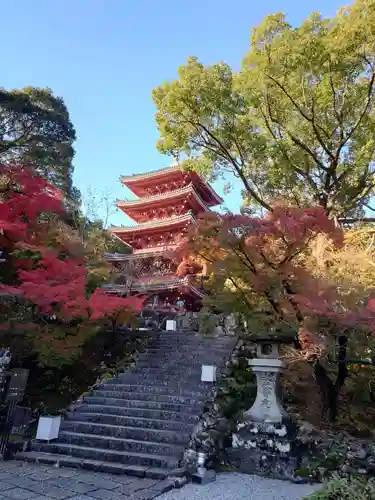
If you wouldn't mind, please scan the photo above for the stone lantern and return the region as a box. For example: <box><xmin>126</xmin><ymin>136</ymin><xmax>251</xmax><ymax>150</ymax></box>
<box><xmin>229</xmin><ymin>333</ymin><xmax>299</xmax><ymax>479</ymax></box>
<box><xmin>244</xmin><ymin>335</ymin><xmax>291</xmax><ymax>424</ymax></box>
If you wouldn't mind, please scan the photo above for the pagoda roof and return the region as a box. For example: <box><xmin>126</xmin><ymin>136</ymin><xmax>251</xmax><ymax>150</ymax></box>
<box><xmin>120</xmin><ymin>165</ymin><xmax>223</xmax><ymax>206</ymax></box>
<box><xmin>120</xmin><ymin>164</ymin><xmax>181</xmax><ymax>182</ymax></box>
<box><xmin>116</xmin><ymin>184</ymin><xmax>209</xmax><ymax>222</ymax></box>
<box><xmin>110</xmin><ymin>213</ymin><xmax>195</xmax><ymax>235</ymax></box>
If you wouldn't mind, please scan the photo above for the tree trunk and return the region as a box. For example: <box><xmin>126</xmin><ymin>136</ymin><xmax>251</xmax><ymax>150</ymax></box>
<box><xmin>111</xmin><ymin>319</ymin><xmax>117</xmax><ymax>336</ymax></box>
<box><xmin>312</xmin><ymin>335</ymin><xmax>348</xmax><ymax>422</ymax></box>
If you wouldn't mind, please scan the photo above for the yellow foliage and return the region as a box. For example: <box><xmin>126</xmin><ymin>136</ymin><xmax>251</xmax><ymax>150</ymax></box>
<box><xmin>306</xmin><ymin>226</ymin><xmax>375</xmax><ymax>310</ymax></box>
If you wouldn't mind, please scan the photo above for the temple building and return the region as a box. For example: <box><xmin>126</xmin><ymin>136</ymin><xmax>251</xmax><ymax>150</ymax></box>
<box><xmin>104</xmin><ymin>163</ymin><xmax>223</xmax><ymax>312</ymax></box>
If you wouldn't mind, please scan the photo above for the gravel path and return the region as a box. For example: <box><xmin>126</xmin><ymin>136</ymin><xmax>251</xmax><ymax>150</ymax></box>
<box><xmin>158</xmin><ymin>472</ymin><xmax>320</xmax><ymax>500</ymax></box>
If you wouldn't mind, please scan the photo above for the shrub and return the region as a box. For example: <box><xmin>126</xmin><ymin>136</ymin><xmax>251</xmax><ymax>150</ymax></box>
<box><xmin>305</xmin><ymin>476</ymin><xmax>375</xmax><ymax>500</ymax></box>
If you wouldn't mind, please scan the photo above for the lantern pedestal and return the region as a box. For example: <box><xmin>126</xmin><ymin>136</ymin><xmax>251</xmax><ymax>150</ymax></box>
<box><xmin>244</xmin><ymin>358</ymin><xmax>287</xmax><ymax>423</ymax></box>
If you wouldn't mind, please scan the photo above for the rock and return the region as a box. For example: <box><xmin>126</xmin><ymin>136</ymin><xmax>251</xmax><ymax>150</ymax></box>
<box><xmin>191</xmin><ymin>469</ymin><xmax>216</xmax><ymax>485</ymax></box>
<box><xmin>299</xmin><ymin>421</ymin><xmax>317</xmax><ymax>435</ymax></box>
<box><xmin>168</xmin><ymin>468</ymin><xmax>186</xmax><ymax>478</ymax></box>
<box><xmin>366</xmin><ymin>457</ymin><xmax>375</xmax><ymax>472</ymax></box>
<box><xmin>216</xmin><ymin>417</ymin><xmax>230</xmax><ymax>432</ymax></box>
<box><xmin>204</xmin><ymin>414</ymin><xmax>217</xmax><ymax>428</ymax></box>
<box><xmin>297</xmin><ymin>422</ymin><xmax>318</xmax><ymax>444</ymax></box>
<box><xmin>181</xmin><ymin>449</ymin><xmax>197</xmax><ymax>470</ymax></box>
<box><xmin>191</xmin><ymin>421</ymin><xmax>206</xmax><ymax>438</ymax></box>
<box><xmin>348</xmin><ymin>447</ymin><xmax>367</xmax><ymax>461</ymax></box>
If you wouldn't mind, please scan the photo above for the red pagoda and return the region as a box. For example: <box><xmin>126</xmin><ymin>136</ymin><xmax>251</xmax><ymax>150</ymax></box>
<box><xmin>104</xmin><ymin>163</ymin><xmax>223</xmax><ymax>311</ymax></box>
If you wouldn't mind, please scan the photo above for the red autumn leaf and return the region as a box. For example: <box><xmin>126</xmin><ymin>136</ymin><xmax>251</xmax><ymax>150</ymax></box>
<box><xmin>89</xmin><ymin>289</ymin><xmax>144</xmax><ymax>320</ymax></box>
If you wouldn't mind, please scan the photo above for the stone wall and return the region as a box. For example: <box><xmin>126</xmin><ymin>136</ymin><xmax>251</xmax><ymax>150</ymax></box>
<box><xmin>182</xmin><ymin>339</ymin><xmax>257</xmax><ymax>469</ymax></box>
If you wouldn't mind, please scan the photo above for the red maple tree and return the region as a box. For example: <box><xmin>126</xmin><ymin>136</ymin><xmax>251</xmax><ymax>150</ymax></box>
<box><xmin>175</xmin><ymin>202</ymin><xmax>375</xmax><ymax>420</ymax></box>
<box><xmin>0</xmin><ymin>166</ymin><xmax>143</xmax><ymax>360</ymax></box>
<box><xmin>0</xmin><ymin>164</ymin><xmax>63</xmax><ymax>249</ymax></box>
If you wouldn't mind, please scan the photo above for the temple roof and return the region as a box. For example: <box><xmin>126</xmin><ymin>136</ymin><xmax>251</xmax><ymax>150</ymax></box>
<box><xmin>120</xmin><ymin>165</ymin><xmax>223</xmax><ymax>206</ymax></box>
<box><xmin>116</xmin><ymin>184</ymin><xmax>210</xmax><ymax>222</ymax></box>
<box><xmin>120</xmin><ymin>164</ymin><xmax>180</xmax><ymax>182</ymax></box>
<box><xmin>110</xmin><ymin>213</ymin><xmax>195</xmax><ymax>235</ymax></box>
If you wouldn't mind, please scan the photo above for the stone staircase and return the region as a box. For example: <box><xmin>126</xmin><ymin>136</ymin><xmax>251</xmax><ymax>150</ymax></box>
<box><xmin>18</xmin><ymin>330</ymin><xmax>236</xmax><ymax>478</ymax></box>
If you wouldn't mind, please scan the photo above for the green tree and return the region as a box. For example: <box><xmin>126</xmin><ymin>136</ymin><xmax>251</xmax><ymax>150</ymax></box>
<box><xmin>153</xmin><ymin>0</ymin><xmax>375</xmax><ymax>218</ymax></box>
<box><xmin>0</xmin><ymin>86</ymin><xmax>79</xmax><ymax>204</ymax></box>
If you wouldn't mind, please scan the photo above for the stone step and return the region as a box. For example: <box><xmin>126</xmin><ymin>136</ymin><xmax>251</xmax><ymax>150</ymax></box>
<box><xmin>136</xmin><ymin>359</ymin><xmax>226</xmax><ymax>367</ymax></box>
<box><xmin>134</xmin><ymin>362</ymin><xmax>221</xmax><ymax>370</ymax></box>
<box><xmin>61</xmin><ymin>420</ymin><xmax>191</xmax><ymax>444</ymax></box>
<box><xmin>117</xmin><ymin>373</ymin><xmax>204</xmax><ymax>384</ymax></box>
<box><xmin>23</xmin><ymin>328</ymin><xmax>236</xmax><ymax>473</ymax></box>
<box><xmin>16</xmin><ymin>451</ymin><xmax>170</xmax><ymax>479</ymax></box>
<box><xmin>91</xmin><ymin>390</ymin><xmax>204</xmax><ymax>405</ymax></box>
<box><xmin>155</xmin><ymin>335</ymin><xmax>234</xmax><ymax>341</ymax></box>
<box><xmin>99</xmin><ymin>383</ymin><xmax>208</xmax><ymax>397</ymax></box>
<box><xmin>83</xmin><ymin>396</ymin><xmax>201</xmax><ymax>413</ymax></box>
<box><xmin>56</xmin><ymin>431</ymin><xmax>184</xmax><ymax>456</ymax></box>
<box><xmin>155</xmin><ymin>334</ymin><xmax>231</xmax><ymax>340</ymax></box>
<box><xmin>116</xmin><ymin>372</ymin><xmax>202</xmax><ymax>383</ymax></box>
<box><xmin>153</xmin><ymin>339</ymin><xmax>233</xmax><ymax>344</ymax></box>
<box><xmin>144</xmin><ymin>347</ymin><xmax>233</xmax><ymax>355</ymax></box>
<box><xmin>33</xmin><ymin>443</ymin><xmax>179</xmax><ymax>469</ymax></box>
<box><xmin>157</xmin><ymin>339</ymin><xmax>235</xmax><ymax>345</ymax></box>
<box><xmin>152</xmin><ymin>337</ymin><xmax>234</xmax><ymax>343</ymax></box>
<box><xmin>154</xmin><ymin>343</ymin><xmax>233</xmax><ymax>349</ymax></box>
<box><xmin>127</xmin><ymin>366</ymin><xmax>202</xmax><ymax>375</ymax></box>
<box><xmin>66</xmin><ymin>411</ymin><xmax>196</xmax><ymax>432</ymax></box>
<box><xmin>74</xmin><ymin>404</ymin><xmax>199</xmax><ymax>422</ymax></box>
<box><xmin>139</xmin><ymin>346</ymin><xmax>231</xmax><ymax>361</ymax></box>
<box><xmin>129</xmin><ymin>363</ymin><xmax>217</xmax><ymax>372</ymax></box>
<box><xmin>135</xmin><ymin>360</ymin><xmax>226</xmax><ymax>369</ymax></box>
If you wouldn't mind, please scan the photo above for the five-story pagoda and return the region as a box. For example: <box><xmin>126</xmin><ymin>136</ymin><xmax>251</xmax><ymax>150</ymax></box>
<box><xmin>104</xmin><ymin>163</ymin><xmax>223</xmax><ymax>311</ymax></box>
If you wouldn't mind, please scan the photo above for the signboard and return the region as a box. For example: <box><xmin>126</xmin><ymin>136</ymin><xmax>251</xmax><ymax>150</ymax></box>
<box><xmin>11</xmin><ymin>406</ymin><xmax>32</xmax><ymax>436</ymax></box>
<box><xmin>6</xmin><ymin>369</ymin><xmax>29</xmax><ymax>402</ymax></box>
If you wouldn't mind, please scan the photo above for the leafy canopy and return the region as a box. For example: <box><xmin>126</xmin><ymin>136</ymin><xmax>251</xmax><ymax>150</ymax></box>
<box><xmin>0</xmin><ymin>87</ymin><xmax>79</xmax><ymax>204</ymax></box>
<box><xmin>153</xmin><ymin>0</ymin><xmax>375</xmax><ymax>217</ymax></box>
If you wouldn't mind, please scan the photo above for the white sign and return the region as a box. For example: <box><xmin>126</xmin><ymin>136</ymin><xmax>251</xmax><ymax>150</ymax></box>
<box><xmin>36</xmin><ymin>415</ymin><xmax>61</xmax><ymax>441</ymax></box>
<box><xmin>166</xmin><ymin>320</ymin><xmax>177</xmax><ymax>331</ymax></box>
<box><xmin>201</xmin><ymin>365</ymin><xmax>217</xmax><ymax>383</ymax></box>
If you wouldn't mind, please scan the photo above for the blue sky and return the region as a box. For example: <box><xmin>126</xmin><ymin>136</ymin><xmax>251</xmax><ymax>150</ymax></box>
<box><xmin>2</xmin><ymin>0</ymin><xmax>346</xmax><ymax>225</ymax></box>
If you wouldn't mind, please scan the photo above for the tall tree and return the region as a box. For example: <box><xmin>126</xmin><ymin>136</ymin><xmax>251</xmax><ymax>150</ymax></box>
<box><xmin>153</xmin><ymin>0</ymin><xmax>375</xmax><ymax>218</ymax></box>
<box><xmin>0</xmin><ymin>86</ymin><xmax>79</xmax><ymax>204</ymax></box>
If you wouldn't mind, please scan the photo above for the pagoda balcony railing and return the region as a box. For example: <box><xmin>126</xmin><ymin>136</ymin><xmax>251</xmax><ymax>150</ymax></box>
<box><xmin>104</xmin><ymin>247</ymin><xmax>177</xmax><ymax>261</ymax></box>
<box><xmin>103</xmin><ymin>277</ymin><xmax>189</xmax><ymax>292</ymax></box>
<box><xmin>103</xmin><ymin>279</ymin><xmax>205</xmax><ymax>298</ymax></box>
<box><xmin>104</xmin><ymin>252</ymin><xmax>135</xmax><ymax>261</ymax></box>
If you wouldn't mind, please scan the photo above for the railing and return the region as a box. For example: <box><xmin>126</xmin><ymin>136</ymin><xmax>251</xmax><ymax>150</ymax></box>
<box><xmin>103</xmin><ymin>277</ymin><xmax>189</xmax><ymax>292</ymax></box>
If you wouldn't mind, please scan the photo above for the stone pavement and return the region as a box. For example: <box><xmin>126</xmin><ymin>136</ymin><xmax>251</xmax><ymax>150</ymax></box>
<box><xmin>158</xmin><ymin>472</ymin><xmax>320</xmax><ymax>500</ymax></box>
<box><xmin>0</xmin><ymin>461</ymin><xmax>172</xmax><ymax>500</ymax></box>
